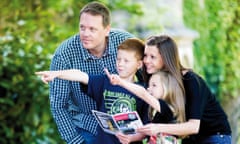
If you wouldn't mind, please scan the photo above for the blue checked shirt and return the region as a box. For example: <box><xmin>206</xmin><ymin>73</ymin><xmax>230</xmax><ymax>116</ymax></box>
<box><xmin>49</xmin><ymin>29</ymin><xmax>134</xmax><ymax>144</ymax></box>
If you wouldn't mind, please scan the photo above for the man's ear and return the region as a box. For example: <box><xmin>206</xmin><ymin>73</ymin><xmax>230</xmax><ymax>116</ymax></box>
<box><xmin>105</xmin><ymin>25</ymin><xmax>111</xmax><ymax>36</ymax></box>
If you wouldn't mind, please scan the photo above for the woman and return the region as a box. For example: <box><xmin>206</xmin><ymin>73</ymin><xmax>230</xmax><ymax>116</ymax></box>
<box><xmin>139</xmin><ymin>35</ymin><xmax>231</xmax><ymax>144</ymax></box>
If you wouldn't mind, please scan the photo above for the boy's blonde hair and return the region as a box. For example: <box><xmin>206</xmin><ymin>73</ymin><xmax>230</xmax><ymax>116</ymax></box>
<box><xmin>118</xmin><ymin>38</ymin><xmax>145</xmax><ymax>60</ymax></box>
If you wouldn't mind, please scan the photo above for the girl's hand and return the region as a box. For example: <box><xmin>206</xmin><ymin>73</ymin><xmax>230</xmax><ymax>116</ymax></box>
<box><xmin>104</xmin><ymin>68</ymin><xmax>121</xmax><ymax>85</ymax></box>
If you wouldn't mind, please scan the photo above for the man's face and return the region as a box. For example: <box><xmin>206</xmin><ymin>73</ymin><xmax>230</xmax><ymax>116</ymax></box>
<box><xmin>79</xmin><ymin>12</ymin><xmax>110</xmax><ymax>51</ymax></box>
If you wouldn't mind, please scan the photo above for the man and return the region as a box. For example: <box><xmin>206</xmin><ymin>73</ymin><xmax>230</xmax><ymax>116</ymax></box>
<box><xmin>36</xmin><ymin>38</ymin><xmax>148</xmax><ymax>144</ymax></box>
<box><xmin>49</xmin><ymin>1</ymin><xmax>134</xmax><ymax>143</ymax></box>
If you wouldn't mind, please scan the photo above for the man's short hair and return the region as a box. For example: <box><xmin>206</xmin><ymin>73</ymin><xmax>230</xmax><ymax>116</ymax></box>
<box><xmin>80</xmin><ymin>2</ymin><xmax>111</xmax><ymax>27</ymax></box>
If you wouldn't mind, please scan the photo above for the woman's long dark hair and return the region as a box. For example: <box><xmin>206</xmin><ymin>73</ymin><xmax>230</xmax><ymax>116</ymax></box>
<box><xmin>144</xmin><ymin>35</ymin><xmax>187</xmax><ymax>123</ymax></box>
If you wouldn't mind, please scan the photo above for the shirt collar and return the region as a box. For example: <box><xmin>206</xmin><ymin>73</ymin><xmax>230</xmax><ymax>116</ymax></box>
<box><xmin>80</xmin><ymin>37</ymin><xmax>111</xmax><ymax>61</ymax></box>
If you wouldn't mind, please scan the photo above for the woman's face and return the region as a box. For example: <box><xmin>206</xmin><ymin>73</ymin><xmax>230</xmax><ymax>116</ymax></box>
<box><xmin>143</xmin><ymin>45</ymin><xmax>164</xmax><ymax>74</ymax></box>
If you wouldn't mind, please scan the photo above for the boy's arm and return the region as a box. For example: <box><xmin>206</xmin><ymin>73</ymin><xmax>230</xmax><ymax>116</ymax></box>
<box><xmin>104</xmin><ymin>68</ymin><xmax>160</xmax><ymax>112</ymax></box>
<box><xmin>35</xmin><ymin>69</ymin><xmax>89</xmax><ymax>84</ymax></box>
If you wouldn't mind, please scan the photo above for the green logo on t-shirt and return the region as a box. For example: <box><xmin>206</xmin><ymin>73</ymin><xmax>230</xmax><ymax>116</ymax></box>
<box><xmin>103</xmin><ymin>90</ymin><xmax>136</xmax><ymax>114</ymax></box>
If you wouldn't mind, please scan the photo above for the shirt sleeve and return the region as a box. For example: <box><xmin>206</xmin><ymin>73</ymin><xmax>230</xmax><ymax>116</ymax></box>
<box><xmin>159</xmin><ymin>100</ymin><xmax>175</xmax><ymax>123</ymax></box>
<box><xmin>136</xmin><ymin>96</ymin><xmax>150</xmax><ymax>124</ymax></box>
<box><xmin>184</xmin><ymin>72</ymin><xmax>206</xmax><ymax>120</ymax></box>
<box><xmin>50</xmin><ymin>52</ymin><xmax>83</xmax><ymax>143</ymax></box>
<box><xmin>87</xmin><ymin>75</ymin><xmax>105</xmax><ymax>106</ymax></box>
<box><xmin>151</xmin><ymin>99</ymin><xmax>175</xmax><ymax>123</ymax></box>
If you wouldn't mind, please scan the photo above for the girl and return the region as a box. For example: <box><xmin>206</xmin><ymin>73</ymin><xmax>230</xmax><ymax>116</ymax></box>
<box><xmin>105</xmin><ymin>69</ymin><xmax>184</xmax><ymax>144</ymax></box>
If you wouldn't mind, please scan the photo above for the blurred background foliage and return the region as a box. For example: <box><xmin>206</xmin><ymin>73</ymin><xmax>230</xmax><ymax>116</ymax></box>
<box><xmin>183</xmin><ymin>0</ymin><xmax>240</xmax><ymax>143</ymax></box>
<box><xmin>0</xmin><ymin>0</ymin><xmax>144</xmax><ymax>143</ymax></box>
<box><xmin>0</xmin><ymin>0</ymin><xmax>239</xmax><ymax>143</ymax></box>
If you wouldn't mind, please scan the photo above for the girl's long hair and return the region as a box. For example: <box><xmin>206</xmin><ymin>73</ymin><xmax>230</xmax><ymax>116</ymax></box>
<box><xmin>149</xmin><ymin>71</ymin><xmax>185</xmax><ymax>123</ymax></box>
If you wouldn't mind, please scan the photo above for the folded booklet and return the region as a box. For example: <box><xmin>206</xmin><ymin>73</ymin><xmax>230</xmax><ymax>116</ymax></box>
<box><xmin>92</xmin><ymin>110</ymin><xmax>143</xmax><ymax>135</ymax></box>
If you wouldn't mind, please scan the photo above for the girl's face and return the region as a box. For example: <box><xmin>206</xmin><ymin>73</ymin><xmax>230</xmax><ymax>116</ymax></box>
<box><xmin>143</xmin><ymin>45</ymin><xmax>164</xmax><ymax>74</ymax></box>
<box><xmin>147</xmin><ymin>74</ymin><xmax>164</xmax><ymax>99</ymax></box>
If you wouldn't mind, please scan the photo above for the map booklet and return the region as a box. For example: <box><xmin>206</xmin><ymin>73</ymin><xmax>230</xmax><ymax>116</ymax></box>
<box><xmin>92</xmin><ymin>110</ymin><xmax>143</xmax><ymax>135</ymax></box>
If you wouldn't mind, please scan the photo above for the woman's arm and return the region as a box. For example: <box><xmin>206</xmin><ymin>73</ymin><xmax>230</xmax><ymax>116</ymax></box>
<box><xmin>116</xmin><ymin>132</ymin><xmax>146</xmax><ymax>144</ymax></box>
<box><xmin>35</xmin><ymin>69</ymin><xmax>89</xmax><ymax>84</ymax></box>
<box><xmin>104</xmin><ymin>68</ymin><xmax>161</xmax><ymax>112</ymax></box>
<box><xmin>137</xmin><ymin>119</ymin><xmax>200</xmax><ymax>136</ymax></box>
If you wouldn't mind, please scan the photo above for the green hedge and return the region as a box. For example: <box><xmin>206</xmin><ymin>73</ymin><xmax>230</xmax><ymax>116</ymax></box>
<box><xmin>0</xmin><ymin>0</ymin><xmax>143</xmax><ymax>143</ymax></box>
<box><xmin>183</xmin><ymin>0</ymin><xmax>240</xmax><ymax>143</ymax></box>
<box><xmin>183</xmin><ymin>0</ymin><xmax>240</xmax><ymax>100</ymax></box>
<box><xmin>0</xmin><ymin>0</ymin><xmax>82</xmax><ymax>143</ymax></box>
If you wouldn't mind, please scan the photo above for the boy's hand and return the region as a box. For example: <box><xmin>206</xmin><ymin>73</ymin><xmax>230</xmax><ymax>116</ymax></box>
<box><xmin>115</xmin><ymin>132</ymin><xmax>132</xmax><ymax>144</ymax></box>
<box><xmin>104</xmin><ymin>68</ymin><xmax>121</xmax><ymax>85</ymax></box>
<box><xmin>35</xmin><ymin>71</ymin><xmax>57</xmax><ymax>84</ymax></box>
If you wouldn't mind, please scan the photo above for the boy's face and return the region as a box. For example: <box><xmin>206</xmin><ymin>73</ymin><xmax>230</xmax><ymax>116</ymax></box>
<box><xmin>147</xmin><ymin>74</ymin><xmax>164</xmax><ymax>99</ymax></box>
<box><xmin>116</xmin><ymin>49</ymin><xmax>142</xmax><ymax>80</ymax></box>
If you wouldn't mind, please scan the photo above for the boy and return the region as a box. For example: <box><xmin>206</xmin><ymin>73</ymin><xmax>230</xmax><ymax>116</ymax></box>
<box><xmin>36</xmin><ymin>38</ymin><xmax>148</xmax><ymax>144</ymax></box>
<box><xmin>50</xmin><ymin>2</ymin><xmax>134</xmax><ymax>143</ymax></box>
